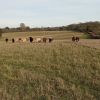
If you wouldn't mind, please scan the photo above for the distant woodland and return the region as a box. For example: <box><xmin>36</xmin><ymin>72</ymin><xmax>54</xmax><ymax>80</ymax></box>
<box><xmin>0</xmin><ymin>21</ymin><xmax>100</xmax><ymax>38</ymax></box>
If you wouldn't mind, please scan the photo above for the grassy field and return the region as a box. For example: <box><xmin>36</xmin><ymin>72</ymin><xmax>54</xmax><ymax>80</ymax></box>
<box><xmin>0</xmin><ymin>31</ymin><xmax>100</xmax><ymax>100</ymax></box>
<box><xmin>2</xmin><ymin>31</ymin><xmax>84</xmax><ymax>40</ymax></box>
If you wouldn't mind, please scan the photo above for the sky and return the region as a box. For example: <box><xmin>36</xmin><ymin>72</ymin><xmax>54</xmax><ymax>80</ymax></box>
<box><xmin>0</xmin><ymin>0</ymin><xmax>100</xmax><ymax>28</ymax></box>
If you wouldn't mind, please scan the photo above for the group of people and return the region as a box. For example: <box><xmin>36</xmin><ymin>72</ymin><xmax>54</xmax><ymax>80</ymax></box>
<box><xmin>5</xmin><ymin>37</ymin><xmax>54</xmax><ymax>43</ymax></box>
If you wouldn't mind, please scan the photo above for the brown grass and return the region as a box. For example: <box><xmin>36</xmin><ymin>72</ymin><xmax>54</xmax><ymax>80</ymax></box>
<box><xmin>0</xmin><ymin>31</ymin><xmax>99</xmax><ymax>100</ymax></box>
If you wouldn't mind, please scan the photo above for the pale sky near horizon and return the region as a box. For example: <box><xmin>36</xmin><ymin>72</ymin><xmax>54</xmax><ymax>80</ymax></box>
<box><xmin>0</xmin><ymin>0</ymin><xmax>100</xmax><ymax>28</ymax></box>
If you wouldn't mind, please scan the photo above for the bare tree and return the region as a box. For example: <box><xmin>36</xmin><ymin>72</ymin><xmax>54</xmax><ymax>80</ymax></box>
<box><xmin>20</xmin><ymin>23</ymin><xmax>26</xmax><ymax>31</ymax></box>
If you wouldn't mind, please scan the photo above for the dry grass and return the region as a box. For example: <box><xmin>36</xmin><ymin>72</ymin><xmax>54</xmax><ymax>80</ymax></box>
<box><xmin>78</xmin><ymin>39</ymin><xmax>100</xmax><ymax>49</ymax></box>
<box><xmin>0</xmin><ymin>31</ymin><xmax>100</xmax><ymax>100</ymax></box>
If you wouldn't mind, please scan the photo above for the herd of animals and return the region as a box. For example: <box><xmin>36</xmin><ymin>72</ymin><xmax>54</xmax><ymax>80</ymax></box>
<box><xmin>5</xmin><ymin>37</ymin><xmax>54</xmax><ymax>43</ymax></box>
<box><xmin>5</xmin><ymin>36</ymin><xmax>80</xmax><ymax>43</ymax></box>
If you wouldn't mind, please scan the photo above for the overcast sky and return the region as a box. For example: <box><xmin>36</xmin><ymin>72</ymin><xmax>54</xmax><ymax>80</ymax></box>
<box><xmin>0</xmin><ymin>0</ymin><xmax>100</xmax><ymax>27</ymax></box>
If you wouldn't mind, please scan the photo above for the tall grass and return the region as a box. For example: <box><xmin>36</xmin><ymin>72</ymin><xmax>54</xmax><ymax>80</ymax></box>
<box><xmin>0</xmin><ymin>41</ymin><xmax>100</xmax><ymax>100</ymax></box>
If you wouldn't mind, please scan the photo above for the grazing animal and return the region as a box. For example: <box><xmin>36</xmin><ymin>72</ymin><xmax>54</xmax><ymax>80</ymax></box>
<box><xmin>29</xmin><ymin>37</ymin><xmax>33</xmax><ymax>43</ymax></box>
<box><xmin>72</xmin><ymin>36</ymin><xmax>76</xmax><ymax>42</ymax></box>
<box><xmin>18</xmin><ymin>38</ymin><xmax>22</xmax><ymax>42</ymax></box>
<box><xmin>43</xmin><ymin>37</ymin><xmax>47</xmax><ymax>43</ymax></box>
<box><xmin>72</xmin><ymin>36</ymin><xmax>80</xmax><ymax>42</ymax></box>
<box><xmin>48</xmin><ymin>37</ymin><xmax>53</xmax><ymax>43</ymax></box>
<box><xmin>14</xmin><ymin>38</ymin><xmax>27</xmax><ymax>43</ymax></box>
<box><xmin>5</xmin><ymin>38</ymin><xmax>8</xmax><ymax>43</ymax></box>
<box><xmin>36</xmin><ymin>38</ymin><xmax>41</xmax><ymax>43</ymax></box>
<box><xmin>13</xmin><ymin>38</ymin><xmax>22</xmax><ymax>42</ymax></box>
<box><xmin>76</xmin><ymin>37</ymin><xmax>80</xmax><ymax>42</ymax></box>
<box><xmin>12</xmin><ymin>38</ymin><xmax>15</xmax><ymax>43</ymax></box>
<box><xmin>22</xmin><ymin>38</ymin><xmax>27</xmax><ymax>42</ymax></box>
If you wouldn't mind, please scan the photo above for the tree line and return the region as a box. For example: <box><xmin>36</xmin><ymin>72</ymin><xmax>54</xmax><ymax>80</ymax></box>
<box><xmin>0</xmin><ymin>21</ymin><xmax>100</xmax><ymax>38</ymax></box>
<box><xmin>66</xmin><ymin>21</ymin><xmax>100</xmax><ymax>34</ymax></box>
<box><xmin>66</xmin><ymin>21</ymin><xmax>100</xmax><ymax>38</ymax></box>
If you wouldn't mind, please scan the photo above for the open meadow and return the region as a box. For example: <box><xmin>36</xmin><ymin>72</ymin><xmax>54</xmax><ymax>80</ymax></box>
<box><xmin>0</xmin><ymin>31</ymin><xmax>100</xmax><ymax>100</ymax></box>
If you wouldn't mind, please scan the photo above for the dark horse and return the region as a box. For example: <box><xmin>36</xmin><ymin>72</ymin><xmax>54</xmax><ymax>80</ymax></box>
<box><xmin>76</xmin><ymin>37</ymin><xmax>80</xmax><ymax>42</ymax></box>
<box><xmin>29</xmin><ymin>37</ymin><xmax>33</xmax><ymax>43</ymax></box>
<box><xmin>72</xmin><ymin>36</ymin><xmax>76</xmax><ymax>42</ymax></box>
<box><xmin>5</xmin><ymin>38</ymin><xmax>8</xmax><ymax>43</ymax></box>
<box><xmin>72</xmin><ymin>36</ymin><xmax>80</xmax><ymax>42</ymax></box>
<box><xmin>48</xmin><ymin>37</ymin><xmax>53</xmax><ymax>43</ymax></box>
<box><xmin>12</xmin><ymin>38</ymin><xmax>15</xmax><ymax>43</ymax></box>
<box><xmin>43</xmin><ymin>37</ymin><xmax>47</xmax><ymax>43</ymax></box>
